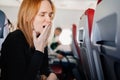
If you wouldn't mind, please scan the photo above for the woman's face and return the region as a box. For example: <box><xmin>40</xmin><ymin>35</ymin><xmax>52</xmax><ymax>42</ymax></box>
<box><xmin>33</xmin><ymin>0</ymin><xmax>53</xmax><ymax>35</ymax></box>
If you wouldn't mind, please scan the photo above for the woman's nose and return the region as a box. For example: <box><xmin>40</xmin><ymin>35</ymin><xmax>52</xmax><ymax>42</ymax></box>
<box><xmin>45</xmin><ymin>15</ymin><xmax>51</xmax><ymax>23</ymax></box>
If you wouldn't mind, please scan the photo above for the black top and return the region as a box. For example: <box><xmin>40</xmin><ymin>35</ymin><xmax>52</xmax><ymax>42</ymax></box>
<box><xmin>1</xmin><ymin>29</ymin><xmax>51</xmax><ymax>80</ymax></box>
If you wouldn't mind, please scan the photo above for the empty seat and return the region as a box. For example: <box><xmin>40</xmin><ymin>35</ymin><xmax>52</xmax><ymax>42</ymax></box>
<box><xmin>92</xmin><ymin>12</ymin><xmax>120</xmax><ymax>80</ymax></box>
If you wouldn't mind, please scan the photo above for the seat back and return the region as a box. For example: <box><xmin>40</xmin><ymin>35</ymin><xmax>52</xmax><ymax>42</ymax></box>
<box><xmin>0</xmin><ymin>10</ymin><xmax>10</xmax><ymax>71</ymax></box>
<box><xmin>72</xmin><ymin>24</ymin><xmax>88</xmax><ymax>80</ymax></box>
<box><xmin>0</xmin><ymin>10</ymin><xmax>9</xmax><ymax>50</ymax></box>
<box><xmin>0</xmin><ymin>10</ymin><xmax>6</xmax><ymax>38</ymax></box>
<box><xmin>72</xmin><ymin>24</ymin><xmax>81</xmax><ymax>61</ymax></box>
<box><xmin>92</xmin><ymin>2</ymin><xmax>120</xmax><ymax>79</ymax></box>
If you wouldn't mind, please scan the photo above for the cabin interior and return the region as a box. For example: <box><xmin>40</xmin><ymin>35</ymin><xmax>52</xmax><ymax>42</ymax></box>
<box><xmin>0</xmin><ymin>0</ymin><xmax>120</xmax><ymax>80</ymax></box>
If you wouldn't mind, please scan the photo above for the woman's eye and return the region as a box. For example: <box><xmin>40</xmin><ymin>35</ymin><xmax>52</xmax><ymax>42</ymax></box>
<box><xmin>40</xmin><ymin>14</ymin><xmax>45</xmax><ymax>17</ymax></box>
<box><xmin>38</xmin><ymin>13</ymin><xmax>45</xmax><ymax>17</ymax></box>
<box><xmin>49</xmin><ymin>13</ymin><xmax>53</xmax><ymax>18</ymax></box>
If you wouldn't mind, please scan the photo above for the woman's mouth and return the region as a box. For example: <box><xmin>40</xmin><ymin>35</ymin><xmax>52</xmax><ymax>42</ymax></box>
<box><xmin>36</xmin><ymin>32</ymin><xmax>40</xmax><ymax>38</ymax></box>
<box><xmin>43</xmin><ymin>25</ymin><xmax>45</xmax><ymax>28</ymax></box>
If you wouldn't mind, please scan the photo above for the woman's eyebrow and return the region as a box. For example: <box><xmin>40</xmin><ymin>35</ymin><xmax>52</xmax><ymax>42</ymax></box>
<box><xmin>40</xmin><ymin>11</ymin><xmax>53</xmax><ymax>14</ymax></box>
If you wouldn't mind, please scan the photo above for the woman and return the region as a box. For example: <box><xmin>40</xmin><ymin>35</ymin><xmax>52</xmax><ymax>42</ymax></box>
<box><xmin>1</xmin><ymin>0</ymin><xmax>57</xmax><ymax>80</ymax></box>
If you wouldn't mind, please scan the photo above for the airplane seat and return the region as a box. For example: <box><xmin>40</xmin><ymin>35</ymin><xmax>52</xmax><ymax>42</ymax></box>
<box><xmin>80</xmin><ymin>27</ymin><xmax>96</xmax><ymax>80</ymax></box>
<box><xmin>48</xmin><ymin>24</ymin><xmax>85</xmax><ymax>79</ymax></box>
<box><xmin>79</xmin><ymin>26</ymin><xmax>93</xmax><ymax>80</ymax></box>
<box><xmin>92</xmin><ymin>13</ymin><xmax>120</xmax><ymax>80</ymax></box>
<box><xmin>0</xmin><ymin>10</ymin><xmax>10</xmax><ymax>78</ymax></box>
<box><xmin>48</xmin><ymin>51</ymin><xmax>76</xmax><ymax>79</ymax></box>
<box><xmin>71</xmin><ymin>24</ymin><xmax>87</xmax><ymax>80</ymax></box>
<box><xmin>72</xmin><ymin>24</ymin><xmax>81</xmax><ymax>61</ymax></box>
<box><xmin>114</xmin><ymin>62</ymin><xmax>120</xmax><ymax>80</ymax></box>
<box><xmin>0</xmin><ymin>10</ymin><xmax>9</xmax><ymax>51</ymax></box>
<box><xmin>0</xmin><ymin>11</ymin><xmax>5</xmax><ymax>39</ymax></box>
<box><xmin>49</xmin><ymin>60</ymin><xmax>63</xmax><ymax>79</ymax></box>
<box><xmin>0</xmin><ymin>10</ymin><xmax>9</xmax><ymax>59</ymax></box>
<box><xmin>48</xmin><ymin>54</ymin><xmax>63</xmax><ymax>79</ymax></box>
<box><xmin>79</xmin><ymin>28</ymin><xmax>84</xmax><ymax>47</ymax></box>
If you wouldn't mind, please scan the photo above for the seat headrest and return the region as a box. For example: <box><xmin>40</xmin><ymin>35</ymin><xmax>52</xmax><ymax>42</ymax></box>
<box><xmin>0</xmin><ymin>10</ymin><xmax>6</xmax><ymax>38</ymax></box>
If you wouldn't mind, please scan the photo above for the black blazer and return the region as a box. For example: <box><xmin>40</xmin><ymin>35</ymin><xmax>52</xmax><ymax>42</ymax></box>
<box><xmin>1</xmin><ymin>29</ymin><xmax>51</xmax><ymax>80</ymax></box>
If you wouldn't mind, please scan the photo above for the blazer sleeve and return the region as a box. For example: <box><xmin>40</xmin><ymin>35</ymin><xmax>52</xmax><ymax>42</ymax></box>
<box><xmin>40</xmin><ymin>47</ymin><xmax>52</xmax><ymax>77</ymax></box>
<box><xmin>1</xmin><ymin>33</ymin><xmax>45</xmax><ymax>80</ymax></box>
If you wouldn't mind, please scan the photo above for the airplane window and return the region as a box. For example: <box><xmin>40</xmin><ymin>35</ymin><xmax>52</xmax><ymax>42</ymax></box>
<box><xmin>59</xmin><ymin>29</ymin><xmax>72</xmax><ymax>45</ymax></box>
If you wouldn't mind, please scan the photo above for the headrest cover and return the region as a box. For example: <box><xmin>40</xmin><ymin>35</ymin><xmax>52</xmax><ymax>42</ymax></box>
<box><xmin>0</xmin><ymin>10</ymin><xmax>6</xmax><ymax>38</ymax></box>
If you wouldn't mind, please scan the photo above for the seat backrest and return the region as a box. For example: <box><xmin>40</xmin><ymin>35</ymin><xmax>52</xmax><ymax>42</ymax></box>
<box><xmin>0</xmin><ymin>10</ymin><xmax>6</xmax><ymax>38</ymax></box>
<box><xmin>0</xmin><ymin>10</ymin><xmax>9</xmax><ymax>50</ymax></box>
<box><xmin>72</xmin><ymin>24</ymin><xmax>82</xmax><ymax>62</ymax></box>
<box><xmin>92</xmin><ymin>9</ymin><xmax>120</xmax><ymax>80</ymax></box>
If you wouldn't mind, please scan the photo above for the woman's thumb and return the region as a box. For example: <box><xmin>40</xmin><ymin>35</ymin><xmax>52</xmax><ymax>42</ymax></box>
<box><xmin>33</xmin><ymin>30</ymin><xmax>37</xmax><ymax>41</ymax></box>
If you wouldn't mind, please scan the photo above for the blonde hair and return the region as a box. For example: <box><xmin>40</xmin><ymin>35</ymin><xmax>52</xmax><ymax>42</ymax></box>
<box><xmin>17</xmin><ymin>0</ymin><xmax>55</xmax><ymax>47</ymax></box>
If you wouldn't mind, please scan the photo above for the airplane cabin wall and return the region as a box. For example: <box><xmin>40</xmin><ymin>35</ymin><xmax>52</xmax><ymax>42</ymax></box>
<box><xmin>54</xmin><ymin>9</ymin><xmax>83</xmax><ymax>29</ymax></box>
<box><xmin>0</xmin><ymin>6</ymin><xmax>19</xmax><ymax>26</ymax></box>
<box><xmin>0</xmin><ymin>6</ymin><xmax>83</xmax><ymax>30</ymax></box>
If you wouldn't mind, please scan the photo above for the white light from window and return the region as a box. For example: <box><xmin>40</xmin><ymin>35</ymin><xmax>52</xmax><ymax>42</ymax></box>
<box><xmin>59</xmin><ymin>29</ymin><xmax>72</xmax><ymax>45</ymax></box>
